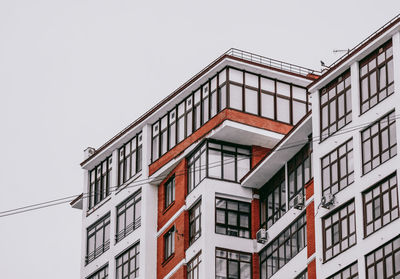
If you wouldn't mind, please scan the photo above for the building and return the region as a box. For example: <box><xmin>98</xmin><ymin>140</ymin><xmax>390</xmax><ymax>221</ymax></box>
<box><xmin>71</xmin><ymin>14</ymin><xmax>400</xmax><ymax>279</ymax></box>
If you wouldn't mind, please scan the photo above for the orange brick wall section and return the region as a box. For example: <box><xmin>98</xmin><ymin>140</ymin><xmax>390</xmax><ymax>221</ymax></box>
<box><xmin>308</xmin><ymin>259</ymin><xmax>316</xmax><ymax>279</ymax></box>
<box><xmin>305</xmin><ymin>179</ymin><xmax>316</xmax><ymax>279</ymax></box>
<box><xmin>169</xmin><ymin>265</ymin><xmax>186</xmax><ymax>279</ymax></box>
<box><xmin>252</xmin><ymin>253</ymin><xmax>260</xmax><ymax>279</ymax></box>
<box><xmin>251</xmin><ymin>198</ymin><xmax>260</xmax><ymax>239</ymax></box>
<box><xmin>157</xmin><ymin>211</ymin><xmax>189</xmax><ymax>279</ymax></box>
<box><xmin>149</xmin><ymin>109</ymin><xmax>292</xmax><ymax>176</ymax></box>
<box><xmin>157</xmin><ymin>159</ymin><xmax>187</xmax><ymax>230</ymax></box>
<box><xmin>251</xmin><ymin>146</ymin><xmax>270</xmax><ymax>168</ymax></box>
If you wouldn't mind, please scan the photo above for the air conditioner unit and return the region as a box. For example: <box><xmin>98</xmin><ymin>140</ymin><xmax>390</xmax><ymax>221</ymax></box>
<box><xmin>293</xmin><ymin>193</ymin><xmax>305</xmax><ymax>210</ymax></box>
<box><xmin>256</xmin><ymin>228</ymin><xmax>268</xmax><ymax>244</ymax></box>
<box><xmin>321</xmin><ymin>193</ymin><xmax>335</xmax><ymax>209</ymax></box>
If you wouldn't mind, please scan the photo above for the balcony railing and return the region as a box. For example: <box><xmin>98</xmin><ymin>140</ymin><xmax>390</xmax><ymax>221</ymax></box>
<box><xmin>225</xmin><ymin>48</ymin><xmax>320</xmax><ymax>77</ymax></box>
<box><xmin>115</xmin><ymin>217</ymin><xmax>141</xmax><ymax>243</ymax></box>
<box><xmin>85</xmin><ymin>240</ymin><xmax>110</xmax><ymax>265</ymax></box>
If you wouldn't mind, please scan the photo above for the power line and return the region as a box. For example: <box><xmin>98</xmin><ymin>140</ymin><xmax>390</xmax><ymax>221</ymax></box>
<box><xmin>0</xmin><ymin>112</ymin><xmax>397</xmax><ymax>218</ymax></box>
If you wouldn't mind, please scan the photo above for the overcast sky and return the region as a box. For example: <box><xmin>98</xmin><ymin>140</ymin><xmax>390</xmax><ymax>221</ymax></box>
<box><xmin>1</xmin><ymin>1</ymin><xmax>400</xmax><ymax>278</ymax></box>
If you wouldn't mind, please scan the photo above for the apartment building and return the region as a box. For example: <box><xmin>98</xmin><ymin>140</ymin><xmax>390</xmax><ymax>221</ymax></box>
<box><xmin>71</xmin><ymin>14</ymin><xmax>400</xmax><ymax>279</ymax></box>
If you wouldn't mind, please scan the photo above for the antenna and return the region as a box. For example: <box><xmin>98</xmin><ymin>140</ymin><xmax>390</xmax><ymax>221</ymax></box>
<box><xmin>333</xmin><ymin>49</ymin><xmax>350</xmax><ymax>54</ymax></box>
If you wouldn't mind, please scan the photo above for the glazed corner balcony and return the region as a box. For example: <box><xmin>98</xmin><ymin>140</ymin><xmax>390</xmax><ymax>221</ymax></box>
<box><xmin>149</xmin><ymin>50</ymin><xmax>317</xmax><ymax>178</ymax></box>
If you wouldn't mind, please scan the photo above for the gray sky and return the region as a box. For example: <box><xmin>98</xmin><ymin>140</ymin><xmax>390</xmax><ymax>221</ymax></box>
<box><xmin>1</xmin><ymin>1</ymin><xmax>399</xmax><ymax>278</ymax></box>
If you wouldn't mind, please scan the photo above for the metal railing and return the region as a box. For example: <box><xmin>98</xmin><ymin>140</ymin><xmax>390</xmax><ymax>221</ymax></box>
<box><xmin>328</xmin><ymin>13</ymin><xmax>400</xmax><ymax>70</ymax></box>
<box><xmin>85</xmin><ymin>240</ymin><xmax>110</xmax><ymax>264</ymax></box>
<box><xmin>225</xmin><ymin>48</ymin><xmax>320</xmax><ymax>77</ymax></box>
<box><xmin>115</xmin><ymin>217</ymin><xmax>141</xmax><ymax>243</ymax></box>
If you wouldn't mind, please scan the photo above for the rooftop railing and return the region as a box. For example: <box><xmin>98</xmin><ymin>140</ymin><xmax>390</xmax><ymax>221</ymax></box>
<box><xmin>225</xmin><ymin>48</ymin><xmax>320</xmax><ymax>77</ymax></box>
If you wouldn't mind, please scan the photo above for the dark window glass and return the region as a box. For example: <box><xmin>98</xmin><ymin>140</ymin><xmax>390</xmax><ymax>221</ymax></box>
<box><xmin>88</xmin><ymin>157</ymin><xmax>112</xmax><ymax>210</ymax></box>
<box><xmin>86</xmin><ymin>213</ymin><xmax>110</xmax><ymax>264</ymax></box>
<box><xmin>259</xmin><ymin>213</ymin><xmax>307</xmax><ymax>279</ymax></box>
<box><xmin>164</xmin><ymin>227</ymin><xmax>175</xmax><ymax>260</ymax></box>
<box><xmin>363</xmin><ymin>173</ymin><xmax>399</xmax><ymax>237</ymax></box>
<box><xmin>215</xmin><ymin>197</ymin><xmax>251</xmax><ymax>239</ymax></box>
<box><xmin>327</xmin><ymin>261</ymin><xmax>358</xmax><ymax>279</ymax></box>
<box><xmin>187</xmin><ymin>139</ymin><xmax>251</xmax><ymax>193</ymax></box>
<box><xmin>361</xmin><ymin>111</ymin><xmax>396</xmax><ymax>174</ymax></box>
<box><xmin>321</xmin><ymin>138</ymin><xmax>354</xmax><ymax>196</ymax></box>
<box><xmin>288</xmin><ymin>142</ymin><xmax>313</xmax><ymax>208</ymax></box>
<box><xmin>187</xmin><ymin>252</ymin><xmax>202</xmax><ymax>279</ymax></box>
<box><xmin>320</xmin><ymin>71</ymin><xmax>352</xmax><ymax>140</ymax></box>
<box><xmin>365</xmin><ymin>234</ymin><xmax>400</xmax><ymax>279</ymax></box>
<box><xmin>164</xmin><ymin>176</ymin><xmax>175</xmax><ymax>209</ymax></box>
<box><xmin>118</xmin><ymin>132</ymin><xmax>142</xmax><ymax>186</ymax></box>
<box><xmin>360</xmin><ymin>40</ymin><xmax>394</xmax><ymax>114</ymax></box>
<box><xmin>215</xmin><ymin>248</ymin><xmax>252</xmax><ymax>279</ymax></box>
<box><xmin>87</xmin><ymin>264</ymin><xmax>108</xmax><ymax>279</ymax></box>
<box><xmin>294</xmin><ymin>269</ymin><xmax>308</xmax><ymax>279</ymax></box>
<box><xmin>116</xmin><ymin>190</ymin><xmax>141</xmax><ymax>242</ymax></box>
<box><xmin>322</xmin><ymin>200</ymin><xmax>356</xmax><ymax>262</ymax></box>
<box><xmin>189</xmin><ymin>200</ymin><xmax>201</xmax><ymax>245</ymax></box>
<box><xmin>115</xmin><ymin>242</ymin><xmax>140</xmax><ymax>279</ymax></box>
<box><xmin>260</xmin><ymin>168</ymin><xmax>286</xmax><ymax>229</ymax></box>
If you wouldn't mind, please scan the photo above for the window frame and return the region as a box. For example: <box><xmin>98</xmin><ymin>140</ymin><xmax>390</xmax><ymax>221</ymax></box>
<box><xmin>115</xmin><ymin>189</ymin><xmax>142</xmax><ymax>243</ymax></box>
<box><xmin>326</xmin><ymin>261</ymin><xmax>358</xmax><ymax>279</ymax></box>
<box><xmin>319</xmin><ymin>70</ymin><xmax>352</xmax><ymax>141</ymax></box>
<box><xmin>321</xmin><ymin>138</ymin><xmax>354</xmax><ymax>196</ymax></box>
<box><xmin>260</xmin><ymin>167</ymin><xmax>286</xmax><ymax>229</ymax></box>
<box><xmin>359</xmin><ymin>39</ymin><xmax>394</xmax><ymax>114</ymax></box>
<box><xmin>361</xmin><ymin>110</ymin><xmax>397</xmax><ymax>175</ymax></box>
<box><xmin>164</xmin><ymin>176</ymin><xmax>175</xmax><ymax>209</ymax></box>
<box><xmin>86</xmin><ymin>264</ymin><xmax>109</xmax><ymax>279</ymax></box>
<box><xmin>118</xmin><ymin>132</ymin><xmax>142</xmax><ymax>186</ymax></box>
<box><xmin>187</xmin><ymin>251</ymin><xmax>202</xmax><ymax>279</ymax></box>
<box><xmin>88</xmin><ymin>156</ymin><xmax>112</xmax><ymax>210</ymax></box>
<box><xmin>86</xmin><ymin>213</ymin><xmax>111</xmax><ymax>265</ymax></box>
<box><xmin>215</xmin><ymin>247</ymin><xmax>252</xmax><ymax>279</ymax></box>
<box><xmin>164</xmin><ymin>226</ymin><xmax>175</xmax><ymax>261</ymax></box>
<box><xmin>215</xmin><ymin>197</ymin><xmax>251</xmax><ymax>239</ymax></box>
<box><xmin>362</xmin><ymin>172</ymin><xmax>399</xmax><ymax>237</ymax></box>
<box><xmin>189</xmin><ymin>200</ymin><xmax>202</xmax><ymax>245</ymax></box>
<box><xmin>259</xmin><ymin>213</ymin><xmax>307</xmax><ymax>279</ymax></box>
<box><xmin>322</xmin><ymin>200</ymin><xmax>356</xmax><ymax>262</ymax></box>
<box><xmin>365</xmin><ymin>234</ymin><xmax>400</xmax><ymax>279</ymax></box>
<box><xmin>115</xmin><ymin>241</ymin><xmax>140</xmax><ymax>279</ymax></box>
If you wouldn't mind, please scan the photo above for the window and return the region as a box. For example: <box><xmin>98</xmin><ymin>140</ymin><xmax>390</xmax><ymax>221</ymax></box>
<box><xmin>215</xmin><ymin>248</ymin><xmax>252</xmax><ymax>279</ymax></box>
<box><xmin>365</xmin><ymin>234</ymin><xmax>400</xmax><ymax>279</ymax></box>
<box><xmin>320</xmin><ymin>71</ymin><xmax>352</xmax><ymax>140</ymax></box>
<box><xmin>86</xmin><ymin>213</ymin><xmax>110</xmax><ymax>264</ymax></box>
<box><xmin>116</xmin><ymin>190</ymin><xmax>141</xmax><ymax>242</ymax></box>
<box><xmin>189</xmin><ymin>200</ymin><xmax>201</xmax><ymax>245</ymax></box>
<box><xmin>151</xmin><ymin>67</ymin><xmax>309</xmax><ymax>162</ymax></box>
<box><xmin>116</xmin><ymin>242</ymin><xmax>140</xmax><ymax>279</ymax></box>
<box><xmin>187</xmin><ymin>139</ymin><xmax>251</xmax><ymax>192</ymax></box>
<box><xmin>295</xmin><ymin>269</ymin><xmax>308</xmax><ymax>279</ymax></box>
<box><xmin>118</xmin><ymin>132</ymin><xmax>142</xmax><ymax>186</ymax></box>
<box><xmin>327</xmin><ymin>261</ymin><xmax>358</xmax><ymax>279</ymax></box>
<box><xmin>361</xmin><ymin>111</ymin><xmax>396</xmax><ymax>174</ymax></box>
<box><xmin>215</xmin><ymin>197</ymin><xmax>251</xmax><ymax>238</ymax></box>
<box><xmin>164</xmin><ymin>176</ymin><xmax>175</xmax><ymax>209</ymax></box>
<box><xmin>363</xmin><ymin>173</ymin><xmax>399</xmax><ymax>237</ymax></box>
<box><xmin>321</xmin><ymin>138</ymin><xmax>354</xmax><ymax>196</ymax></box>
<box><xmin>288</xmin><ymin>142</ymin><xmax>313</xmax><ymax>208</ymax></box>
<box><xmin>259</xmin><ymin>213</ymin><xmax>307</xmax><ymax>279</ymax></box>
<box><xmin>187</xmin><ymin>252</ymin><xmax>202</xmax><ymax>279</ymax></box>
<box><xmin>88</xmin><ymin>156</ymin><xmax>112</xmax><ymax>209</ymax></box>
<box><xmin>164</xmin><ymin>227</ymin><xmax>175</xmax><ymax>260</ymax></box>
<box><xmin>322</xmin><ymin>200</ymin><xmax>356</xmax><ymax>262</ymax></box>
<box><xmin>360</xmin><ymin>40</ymin><xmax>394</xmax><ymax>114</ymax></box>
<box><xmin>87</xmin><ymin>264</ymin><xmax>108</xmax><ymax>279</ymax></box>
<box><xmin>151</xmin><ymin>68</ymin><xmax>228</xmax><ymax>162</ymax></box>
<box><xmin>260</xmin><ymin>168</ymin><xmax>286</xmax><ymax>229</ymax></box>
